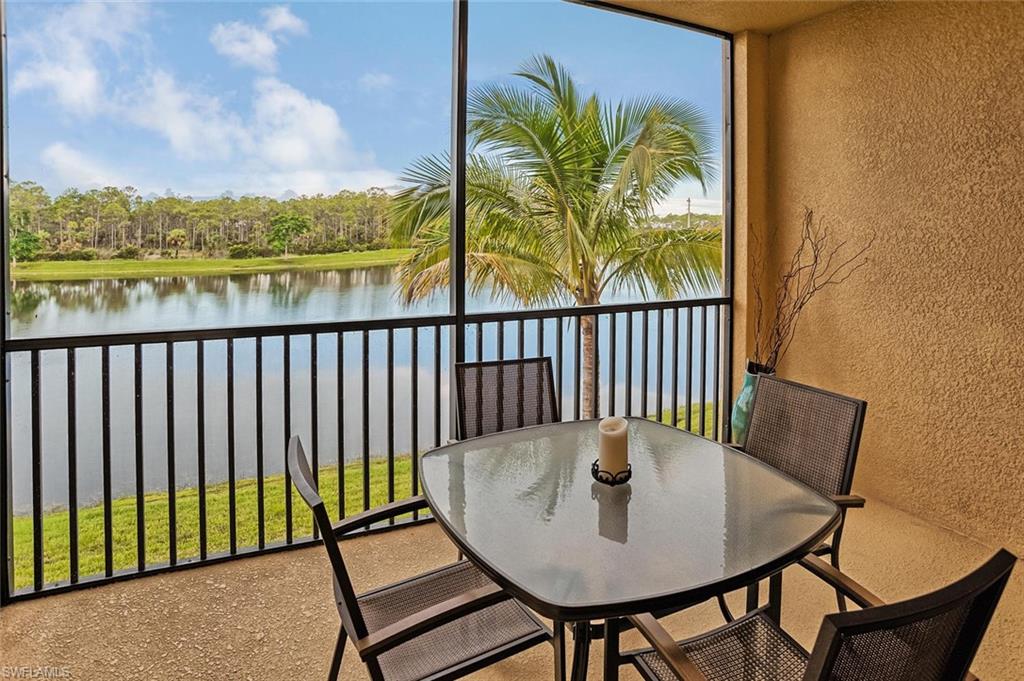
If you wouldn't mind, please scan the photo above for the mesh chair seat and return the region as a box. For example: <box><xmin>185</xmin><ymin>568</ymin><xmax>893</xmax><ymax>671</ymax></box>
<box><xmin>359</xmin><ymin>562</ymin><xmax>547</xmax><ymax>681</ymax></box>
<box><xmin>633</xmin><ymin>611</ymin><xmax>809</xmax><ymax>681</ymax></box>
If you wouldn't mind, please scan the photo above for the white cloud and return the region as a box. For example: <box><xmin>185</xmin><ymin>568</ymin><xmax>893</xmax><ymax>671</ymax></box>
<box><xmin>358</xmin><ymin>72</ymin><xmax>395</xmax><ymax>91</ymax></box>
<box><xmin>18</xmin><ymin>3</ymin><xmax>394</xmax><ymax>198</ymax></box>
<box><xmin>210</xmin><ymin>21</ymin><xmax>279</xmax><ymax>72</ymax></box>
<box><xmin>251</xmin><ymin>77</ymin><xmax>350</xmax><ymax>167</ymax></box>
<box><xmin>122</xmin><ymin>70</ymin><xmax>246</xmax><ymax>160</ymax></box>
<box><xmin>12</xmin><ymin>2</ymin><xmax>147</xmax><ymax>115</ymax></box>
<box><xmin>41</xmin><ymin>143</ymin><xmax>125</xmax><ymax>189</ymax></box>
<box><xmin>210</xmin><ymin>5</ymin><xmax>307</xmax><ymax>72</ymax></box>
<box><xmin>262</xmin><ymin>6</ymin><xmax>308</xmax><ymax>36</ymax></box>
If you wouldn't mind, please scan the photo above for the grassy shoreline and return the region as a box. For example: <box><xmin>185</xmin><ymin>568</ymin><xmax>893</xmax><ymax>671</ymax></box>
<box><xmin>11</xmin><ymin>248</ymin><xmax>414</xmax><ymax>282</ymax></box>
<box><xmin>13</xmin><ymin>457</ymin><xmax>413</xmax><ymax>591</ymax></box>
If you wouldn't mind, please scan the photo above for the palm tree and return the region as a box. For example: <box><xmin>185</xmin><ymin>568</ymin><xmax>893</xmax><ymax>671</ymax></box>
<box><xmin>391</xmin><ymin>55</ymin><xmax>721</xmax><ymax>418</ymax></box>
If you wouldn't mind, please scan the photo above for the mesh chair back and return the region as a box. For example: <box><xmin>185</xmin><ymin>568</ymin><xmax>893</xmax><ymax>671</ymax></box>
<box><xmin>455</xmin><ymin>357</ymin><xmax>559</xmax><ymax>440</ymax></box>
<box><xmin>287</xmin><ymin>435</ymin><xmax>369</xmax><ymax>639</ymax></box>
<box><xmin>804</xmin><ymin>549</ymin><xmax>1015</xmax><ymax>681</ymax></box>
<box><xmin>743</xmin><ymin>376</ymin><xmax>866</xmax><ymax>497</ymax></box>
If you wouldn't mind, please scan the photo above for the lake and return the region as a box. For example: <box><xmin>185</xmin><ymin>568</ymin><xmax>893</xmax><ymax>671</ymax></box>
<box><xmin>8</xmin><ymin>267</ymin><xmax>721</xmax><ymax>513</ymax></box>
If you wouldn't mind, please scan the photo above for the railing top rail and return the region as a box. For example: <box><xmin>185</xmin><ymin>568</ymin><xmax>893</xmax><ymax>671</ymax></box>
<box><xmin>3</xmin><ymin>296</ymin><xmax>728</xmax><ymax>352</ymax></box>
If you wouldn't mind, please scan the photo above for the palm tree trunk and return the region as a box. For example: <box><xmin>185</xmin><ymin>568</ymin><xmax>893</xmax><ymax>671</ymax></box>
<box><xmin>580</xmin><ymin>314</ymin><xmax>599</xmax><ymax>419</ymax></box>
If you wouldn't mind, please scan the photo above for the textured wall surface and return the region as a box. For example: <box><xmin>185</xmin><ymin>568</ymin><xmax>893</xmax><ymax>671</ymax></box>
<box><xmin>761</xmin><ymin>2</ymin><xmax>1024</xmax><ymax>676</ymax></box>
<box><xmin>730</xmin><ymin>32</ymin><xmax>769</xmax><ymax>396</ymax></box>
<box><xmin>611</xmin><ymin>0</ymin><xmax>851</xmax><ymax>34</ymax></box>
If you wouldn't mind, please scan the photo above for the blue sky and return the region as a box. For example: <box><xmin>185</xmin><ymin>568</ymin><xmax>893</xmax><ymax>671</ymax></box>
<box><xmin>7</xmin><ymin>0</ymin><xmax>724</xmax><ymax>214</ymax></box>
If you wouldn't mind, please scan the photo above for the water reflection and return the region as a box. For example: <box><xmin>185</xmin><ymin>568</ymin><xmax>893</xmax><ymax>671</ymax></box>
<box><xmin>10</xmin><ymin>267</ymin><xmax>446</xmax><ymax>338</ymax></box>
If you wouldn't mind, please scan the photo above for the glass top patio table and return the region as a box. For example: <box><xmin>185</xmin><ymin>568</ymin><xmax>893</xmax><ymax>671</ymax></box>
<box><xmin>420</xmin><ymin>417</ymin><xmax>840</xmax><ymax>621</ymax></box>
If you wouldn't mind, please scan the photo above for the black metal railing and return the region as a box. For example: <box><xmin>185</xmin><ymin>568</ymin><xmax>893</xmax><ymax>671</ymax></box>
<box><xmin>1</xmin><ymin>296</ymin><xmax>730</xmax><ymax>602</ymax></box>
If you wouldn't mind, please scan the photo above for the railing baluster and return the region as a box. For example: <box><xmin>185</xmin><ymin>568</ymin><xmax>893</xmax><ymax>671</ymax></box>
<box><xmin>166</xmin><ymin>342</ymin><xmax>176</xmax><ymax>566</ymax></box>
<box><xmin>67</xmin><ymin>349</ymin><xmax>79</xmax><ymax>583</ymax></box>
<box><xmin>337</xmin><ymin>333</ymin><xmax>345</xmax><ymax>520</ymax></box>
<box><xmin>433</xmin><ymin>325</ymin><xmax>441</xmax><ymax>448</ymax></box>
<box><xmin>556</xmin><ymin>317</ymin><xmax>564</xmax><ymax>419</ymax></box>
<box><xmin>537</xmin><ymin>318</ymin><xmax>545</xmax><ymax>360</ymax></box>
<box><xmin>197</xmin><ymin>341</ymin><xmax>207</xmax><ymax>560</ymax></box>
<box><xmin>362</xmin><ymin>331</ymin><xmax>371</xmax><ymax>515</ymax></box>
<box><xmin>497</xmin><ymin>320</ymin><xmax>505</xmax><ymax>361</ymax></box>
<box><xmin>573</xmin><ymin>317</ymin><xmax>581</xmax><ymax>421</ymax></box>
<box><xmin>411</xmin><ymin>329</ymin><xmax>419</xmax><ymax>520</ymax></box>
<box><xmin>591</xmin><ymin>315</ymin><xmax>599</xmax><ymax>419</ymax></box>
<box><xmin>227</xmin><ymin>339</ymin><xmax>237</xmax><ymax>553</ymax></box>
<box><xmin>608</xmin><ymin>314</ymin><xmax>616</xmax><ymax>416</ymax></box>
<box><xmin>255</xmin><ymin>337</ymin><xmax>265</xmax><ymax>549</ymax></box>
<box><xmin>30</xmin><ymin>350</ymin><xmax>42</xmax><ymax>590</ymax></box>
<box><xmin>671</xmin><ymin>309</ymin><xmax>680</xmax><ymax>429</ymax></box>
<box><xmin>387</xmin><ymin>329</ymin><xmax>395</xmax><ymax>523</ymax></box>
<box><xmin>517</xmin><ymin>319</ymin><xmax>525</xmax><ymax>359</ymax></box>
<box><xmin>101</xmin><ymin>346</ymin><xmax>112</xmax><ymax>577</ymax></box>
<box><xmin>310</xmin><ymin>335</ymin><xmax>319</xmax><ymax>540</ymax></box>
<box><xmin>475</xmin><ymin>322</ymin><xmax>483</xmax><ymax>361</ymax></box>
<box><xmin>133</xmin><ymin>345</ymin><xmax>144</xmax><ymax>572</ymax></box>
<box><xmin>641</xmin><ymin>311</ymin><xmax>649</xmax><ymax>419</ymax></box>
<box><xmin>284</xmin><ymin>335</ymin><xmax>293</xmax><ymax>544</ymax></box>
<box><xmin>625</xmin><ymin>312</ymin><xmax>633</xmax><ymax>417</ymax></box>
<box><xmin>656</xmin><ymin>310</ymin><xmax>664</xmax><ymax>423</ymax></box>
<box><xmin>713</xmin><ymin>305</ymin><xmax>721</xmax><ymax>442</ymax></box>
<box><xmin>685</xmin><ymin>309</ymin><xmax>693</xmax><ymax>433</ymax></box>
<box><xmin>699</xmin><ymin>306</ymin><xmax>708</xmax><ymax>437</ymax></box>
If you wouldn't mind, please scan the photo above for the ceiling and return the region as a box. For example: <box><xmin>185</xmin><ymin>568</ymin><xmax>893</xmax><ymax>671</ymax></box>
<box><xmin>595</xmin><ymin>0</ymin><xmax>854</xmax><ymax>35</ymax></box>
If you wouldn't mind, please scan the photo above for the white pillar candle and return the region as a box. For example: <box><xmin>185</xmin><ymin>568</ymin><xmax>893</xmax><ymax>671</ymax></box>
<box><xmin>598</xmin><ymin>416</ymin><xmax>629</xmax><ymax>475</ymax></box>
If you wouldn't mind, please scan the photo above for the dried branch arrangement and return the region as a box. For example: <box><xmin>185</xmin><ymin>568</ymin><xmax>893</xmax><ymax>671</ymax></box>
<box><xmin>752</xmin><ymin>208</ymin><xmax>874</xmax><ymax>372</ymax></box>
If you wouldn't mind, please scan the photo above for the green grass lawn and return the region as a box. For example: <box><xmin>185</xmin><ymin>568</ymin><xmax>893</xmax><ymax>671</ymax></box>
<box><xmin>12</xmin><ymin>410</ymin><xmax>722</xmax><ymax>591</ymax></box>
<box><xmin>655</xmin><ymin>402</ymin><xmax>720</xmax><ymax>438</ymax></box>
<box><xmin>12</xmin><ymin>456</ymin><xmax>413</xmax><ymax>590</ymax></box>
<box><xmin>11</xmin><ymin>248</ymin><xmax>414</xmax><ymax>282</ymax></box>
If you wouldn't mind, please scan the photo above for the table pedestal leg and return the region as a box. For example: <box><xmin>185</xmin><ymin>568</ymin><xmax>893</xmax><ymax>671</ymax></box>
<box><xmin>745</xmin><ymin>581</ymin><xmax>760</xmax><ymax>612</ymax></box>
<box><xmin>603</xmin><ymin>618</ymin><xmax>620</xmax><ymax>681</ymax></box>
<box><xmin>766</xmin><ymin>572</ymin><xmax>783</xmax><ymax>623</ymax></box>
<box><xmin>553</xmin><ymin>621</ymin><xmax>567</xmax><ymax>681</ymax></box>
<box><xmin>570</xmin><ymin>621</ymin><xmax>591</xmax><ymax>681</ymax></box>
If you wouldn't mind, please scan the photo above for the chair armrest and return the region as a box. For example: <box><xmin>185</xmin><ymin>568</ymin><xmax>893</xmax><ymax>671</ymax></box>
<box><xmin>626</xmin><ymin>614</ymin><xmax>710</xmax><ymax>681</ymax></box>
<box><xmin>830</xmin><ymin>494</ymin><xmax>866</xmax><ymax>509</ymax></box>
<box><xmin>332</xmin><ymin>496</ymin><xmax>430</xmax><ymax>537</ymax></box>
<box><xmin>799</xmin><ymin>554</ymin><xmax>884</xmax><ymax>609</ymax></box>
<box><xmin>354</xmin><ymin>583</ymin><xmax>508</xmax><ymax>657</ymax></box>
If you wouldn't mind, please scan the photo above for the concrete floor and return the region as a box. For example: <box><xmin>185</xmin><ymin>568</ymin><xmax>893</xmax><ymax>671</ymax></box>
<box><xmin>2</xmin><ymin>498</ymin><xmax>1021</xmax><ymax>681</ymax></box>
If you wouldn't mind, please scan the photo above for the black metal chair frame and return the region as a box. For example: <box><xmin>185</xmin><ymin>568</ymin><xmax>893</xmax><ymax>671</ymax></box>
<box><xmin>721</xmin><ymin>375</ymin><xmax>867</xmax><ymax>619</ymax></box>
<box><xmin>286</xmin><ymin>436</ymin><xmax>555</xmax><ymax>681</ymax></box>
<box><xmin>625</xmin><ymin>549</ymin><xmax>1015</xmax><ymax>681</ymax></box>
<box><xmin>453</xmin><ymin>356</ymin><xmax>560</xmax><ymax>441</ymax></box>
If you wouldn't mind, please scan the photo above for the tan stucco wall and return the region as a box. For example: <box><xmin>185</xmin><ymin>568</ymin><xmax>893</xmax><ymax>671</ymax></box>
<box><xmin>745</xmin><ymin>1</ymin><xmax>1024</xmax><ymax>675</ymax></box>
<box><xmin>730</xmin><ymin>31</ymin><xmax>769</xmax><ymax>397</ymax></box>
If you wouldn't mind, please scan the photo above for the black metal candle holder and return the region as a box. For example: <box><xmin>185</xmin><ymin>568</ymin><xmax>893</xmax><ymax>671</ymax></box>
<box><xmin>591</xmin><ymin>460</ymin><xmax>632</xmax><ymax>486</ymax></box>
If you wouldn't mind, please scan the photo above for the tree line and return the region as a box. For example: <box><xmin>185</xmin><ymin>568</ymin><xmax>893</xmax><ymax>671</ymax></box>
<box><xmin>8</xmin><ymin>181</ymin><xmax>394</xmax><ymax>262</ymax></box>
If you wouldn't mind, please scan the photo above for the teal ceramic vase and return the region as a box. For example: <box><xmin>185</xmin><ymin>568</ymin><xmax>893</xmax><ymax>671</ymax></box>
<box><xmin>730</xmin><ymin>360</ymin><xmax>773</xmax><ymax>445</ymax></box>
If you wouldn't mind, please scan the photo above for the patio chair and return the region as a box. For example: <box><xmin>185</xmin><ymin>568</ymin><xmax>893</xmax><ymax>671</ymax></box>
<box><xmin>625</xmin><ymin>548</ymin><xmax>1015</xmax><ymax>681</ymax></box>
<box><xmin>724</xmin><ymin>375</ymin><xmax>867</xmax><ymax>616</ymax></box>
<box><xmin>454</xmin><ymin>357</ymin><xmax>560</xmax><ymax>440</ymax></box>
<box><xmin>287</xmin><ymin>435</ymin><xmax>554</xmax><ymax>681</ymax></box>
<box><xmin>452</xmin><ymin>356</ymin><xmax>568</xmax><ymax>665</ymax></box>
